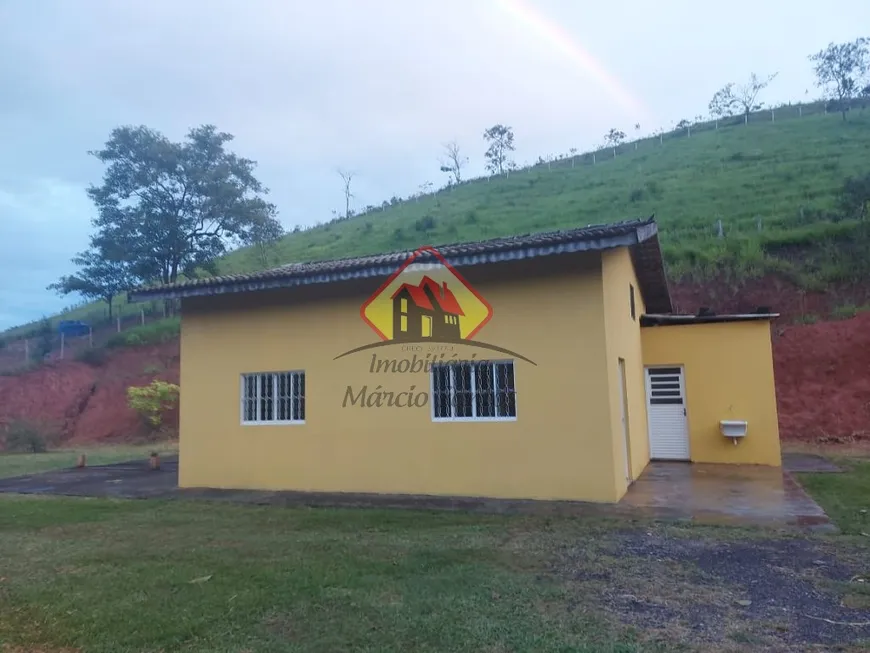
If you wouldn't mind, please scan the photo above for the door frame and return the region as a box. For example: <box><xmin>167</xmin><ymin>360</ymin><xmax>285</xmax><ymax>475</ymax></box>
<box><xmin>644</xmin><ymin>364</ymin><xmax>690</xmax><ymax>461</ymax></box>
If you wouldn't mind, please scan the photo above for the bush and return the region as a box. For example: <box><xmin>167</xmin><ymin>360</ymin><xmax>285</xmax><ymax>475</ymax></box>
<box><xmin>414</xmin><ymin>215</ymin><xmax>436</xmax><ymax>232</ymax></box>
<box><xmin>0</xmin><ymin>337</ymin><xmax>6</xmax><ymax>350</ymax></box>
<box><xmin>628</xmin><ymin>188</ymin><xmax>645</xmax><ymax>203</ymax></box>
<box><xmin>3</xmin><ymin>420</ymin><xmax>60</xmax><ymax>453</ymax></box>
<box><xmin>127</xmin><ymin>380</ymin><xmax>180</xmax><ymax>429</ymax></box>
<box><xmin>76</xmin><ymin>347</ymin><xmax>108</xmax><ymax>367</ymax></box>
<box><xmin>831</xmin><ymin>303</ymin><xmax>858</xmax><ymax>320</ymax></box>
<box><xmin>107</xmin><ymin>317</ymin><xmax>180</xmax><ymax>349</ymax></box>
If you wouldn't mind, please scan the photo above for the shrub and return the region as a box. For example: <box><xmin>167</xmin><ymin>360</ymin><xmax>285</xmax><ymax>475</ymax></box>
<box><xmin>76</xmin><ymin>347</ymin><xmax>108</xmax><ymax>367</ymax></box>
<box><xmin>107</xmin><ymin>317</ymin><xmax>180</xmax><ymax>349</ymax></box>
<box><xmin>628</xmin><ymin>188</ymin><xmax>645</xmax><ymax>203</ymax></box>
<box><xmin>414</xmin><ymin>215</ymin><xmax>436</xmax><ymax>232</ymax></box>
<box><xmin>3</xmin><ymin>420</ymin><xmax>60</xmax><ymax>453</ymax></box>
<box><xmin>795</xmin><ymin>313</ymin><xmax>819</xmax><ymax>325</ymax></box>
<box><xmin>0</xmin><ymin>337</ymin><xmax>6</xmax><ymax>350</ymax></box>
<box><xmin>127</xmin><ymin>380</ymin><xmax>180</xmax><ymax>429</ymax></box>
<box><xmin>831</xmin><ymin>303</ymin><xmax>858</xmax><ymax>320</ymax></box>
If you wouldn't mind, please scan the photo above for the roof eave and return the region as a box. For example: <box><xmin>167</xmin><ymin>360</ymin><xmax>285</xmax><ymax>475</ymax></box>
<box><xmin>128</xmin><ymin>224</ymin><xmax>654</xmax><ymax>303</ymax></box>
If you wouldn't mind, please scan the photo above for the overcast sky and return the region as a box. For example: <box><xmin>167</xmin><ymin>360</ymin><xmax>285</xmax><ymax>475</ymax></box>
<box><xmin>1</xmin><ymin>0</ymin><xmax>866</xmax><ymax>329</ymax></box>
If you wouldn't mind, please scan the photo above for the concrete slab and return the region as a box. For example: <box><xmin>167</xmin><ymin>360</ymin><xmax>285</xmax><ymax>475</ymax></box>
<box><xmin>782</xmin><ymin>452</ymin><xmax>843</xmax><ymax>473</ymax></box>
<box><xmin>0</xmin><ymin>457</ymin><xmax>834</xmax><ymax>531</ymax></box>
<box><xmin>620</xmin><ymin>462</ymin><xmax>834</xmax><ymax>531</ymax></box>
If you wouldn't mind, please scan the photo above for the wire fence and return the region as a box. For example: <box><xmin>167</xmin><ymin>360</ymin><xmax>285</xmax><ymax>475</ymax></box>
<box><xmin>0</xmin><ymin>302</ymin><xmax>173</xmax><ymax>375</ymax></box>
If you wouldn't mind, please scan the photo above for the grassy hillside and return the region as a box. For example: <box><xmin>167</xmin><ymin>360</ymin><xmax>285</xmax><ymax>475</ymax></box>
<box><xmin>5</xmin><ymin>104</ymin><xmax>870</xmax><ymax>339</ymax></box>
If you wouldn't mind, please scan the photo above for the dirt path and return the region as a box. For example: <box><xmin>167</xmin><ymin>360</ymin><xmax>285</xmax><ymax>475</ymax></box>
<box><xmin>555</xmin><ymin>524</ymin><xmax>870</xmax><ymax>651</ymax></box>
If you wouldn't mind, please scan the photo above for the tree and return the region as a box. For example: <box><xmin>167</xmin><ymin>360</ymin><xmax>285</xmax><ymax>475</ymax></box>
<box><xmin>809</xmin><ymin>38</ymin><xmax>870</xmax><ymax>121</ymax></box>
<box><xmin>439</xmin><ymin>141</ymin><xmax>468</xmax><ymax>184</ymax></box>
<box><xmin>603</xmin><ymin>128</ymin><xmax>626</xmax><ymax>156</ymax></box>
<box><xmin>48</xmin><ymin>242</ymin><xmax>134</xmax><ymax>320</ymax></box>
<box><xmin>709</xmin><ymin>83</ymin><xmax>738</xmax><ymax>127</ymax></box>
<box><xmin>482</xmin><ymin>124</ymin><xmax>515</xmax><ymax>175</ymax></box>
<box><xmin>731</xmin><ymin>73</ymin><xmax>778</xmax><ymax>123</ymax></box>
<box><xmin>337</xmin><ymin>169</ymin><xmax>356</xmax><ymax>219</ymax></box>
<box><xmin>84</xmin><ymin>124</ymin><xmax>281</xmax><ymax>288</ymax></box>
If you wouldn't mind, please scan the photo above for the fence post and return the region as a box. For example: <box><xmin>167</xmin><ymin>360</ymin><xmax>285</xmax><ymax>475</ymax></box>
<box><xmin>592</xmin><ymin>152</ymin><xmax>596</xmax><ymax>165</ymax></box>
<box><xmin>89</xmin><ymin>327</ymin><xmax>93</xmax><ymax>348</ymax></box>
<box><xmin>140</xmin><ymin>309</ymin><xmax>145</xmax><ymax>326</ymax></box>
<box><xmin>771</xmin><ymin>109</ymin><xmax>775</xmax><ymax>123</ymax></box>
<box><xmin>717</xmin><ymin>219</ymin><xmax>724</xmax><ymax>238</ymax></box>
<box><xmin>798</xmin><ymin>106</ymin><xmax>802</xmax><ymax>117</ymax></box>
<box><xmin>117</xmin><ymin>316</ymin><xmax>121</xmax><ymax>333</ymax></box>
<box><xmin>60</xmin><ymin>333</ymin><xmax>65</xmax><ymax>360</ymax></box>
<box><xmin>24</xmin><ymin>339</ymin><xmax>29</xmax><ymax>362</ymax></box>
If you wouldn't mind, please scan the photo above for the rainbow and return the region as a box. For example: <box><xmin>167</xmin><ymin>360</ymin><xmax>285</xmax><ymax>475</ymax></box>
<box><xmin>494</xmin><ymin>0</ymin><xmax>649</xmax><ymax>121</ymax></box>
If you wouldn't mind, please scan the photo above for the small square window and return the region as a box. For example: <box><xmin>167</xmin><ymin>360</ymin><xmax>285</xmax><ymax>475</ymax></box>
<box><xmin>241</xmin><ymin>371</ymin><xmax>305</xmax><ymax>424</ymax></box>
<box><xmin>629</xmin><ymin>284</ymin><xmax>636</xmax><ymax>321</ymax></box>
<box><xmin>431</xmin><ymin>360</ymin><xmax>517</xmax><ymax>421</ymax></box>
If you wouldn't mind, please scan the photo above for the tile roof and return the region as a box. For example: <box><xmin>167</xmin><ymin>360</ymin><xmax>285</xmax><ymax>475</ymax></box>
<box><xmin>128</xmin><ymin>216</ymin><xmax>672</xmax><ymax>312</ymax></box>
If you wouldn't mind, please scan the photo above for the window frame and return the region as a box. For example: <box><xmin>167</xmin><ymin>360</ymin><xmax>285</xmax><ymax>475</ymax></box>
<box><xmin>240</xmin><ymin>370</ymin><xmax>306</xmax><ymax>426</ymax></box>
<box><xmin>429</xmin><ymin>359</ymin><xmax>518</xmax><ymax>423</ymax></box>
<box><xmin>629</xmin><ymin>284</ymin><xmax>636</xmax><ymax>321</ymax></box>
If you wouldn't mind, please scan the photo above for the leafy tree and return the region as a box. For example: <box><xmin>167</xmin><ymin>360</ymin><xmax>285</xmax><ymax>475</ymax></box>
<box><xmin>48</xmin><ymin>242</ymin><xmax>134</xmax><ymax>319</ymax></box>
<box><xmin>810</xmin><ymin>39</ymin><xmax>870</xmax><ymax>120</ymax></box>
<box><xmin>483</xmin><ymin>124</ymin><xmax>515</xmax><ymax>175</ymax></box>
<box><xmin>439</xmin><ymin>141</ymin><xmax>468</xmax><ymax>184</ymax></box>
<box><xmin>709</xmin><ymin>83</ymin><xmax>738</xmax><ymax>128</ymax></box>
<box><xmin>85</xmin><ymin>124</ymin><xmax>282</xmax><ymax>287</ymax></box>
<box><xmin>604</xmin><ymin>128</ymin><xmax>626</xmax><ymax>155</ymax></box>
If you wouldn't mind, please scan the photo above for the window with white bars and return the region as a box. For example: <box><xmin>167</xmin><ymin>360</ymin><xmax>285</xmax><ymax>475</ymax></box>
<box><xmin>431</xmin><ymin>360</ymin><xmax>517</xmax><ymax>421</ymax></box>
<box><xmin>241</xmin><ymin>371</ymin><xmax>306</xmax><ymax>424</ymax></box>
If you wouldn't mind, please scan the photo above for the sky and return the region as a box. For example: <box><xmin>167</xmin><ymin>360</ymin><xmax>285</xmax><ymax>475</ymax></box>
<box><xmin>1</xmin><ymin>0</ymin><xmax>867</xmax><ymax>330</ymax></box>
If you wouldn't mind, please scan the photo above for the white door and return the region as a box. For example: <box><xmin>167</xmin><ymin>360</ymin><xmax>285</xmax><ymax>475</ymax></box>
<box><xmin>645</xmin><ymin>366</ymin><xmax>690</xmax><ymax>460</ymax></box>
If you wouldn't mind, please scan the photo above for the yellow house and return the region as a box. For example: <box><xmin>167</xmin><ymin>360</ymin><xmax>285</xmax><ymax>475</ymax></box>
<box><xmin>129</xmin><ymin>217</ymin><xmax>781</xmax><ymax>503</ymax></box>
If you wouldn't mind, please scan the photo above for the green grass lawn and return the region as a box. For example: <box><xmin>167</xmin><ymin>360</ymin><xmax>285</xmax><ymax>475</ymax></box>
<box><xmin>0</xmin><ymin>442</ymin><xmax>178</xmax><ymax>480</ymax></box>
<box><xmin>0</xmin><ymin>456</ymin><xmax>868</xmax><ymax>651</ymax></box>
<box><xmin>6</xmin><ymin>105</ymin><xmax>870</xmax><ymax>341</ymax></box>
<box><xmin>0</xmin><ymin>499</ymin><xmax>649</xmax><ymax>653</ymax></box>
<box><xmin>798</xmin><ymin>459</ymin><xmax>870</xmax><ymax>535</ymax></box>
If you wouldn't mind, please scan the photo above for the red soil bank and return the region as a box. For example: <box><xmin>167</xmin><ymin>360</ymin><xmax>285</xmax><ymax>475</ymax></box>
<box><xmin>773</xmin><ymin>312</ymin><xmax>870</xmax><ymax>441</ymax></box>
<box><xmin>0</xmin><ymin>342</ymin><xmax>179</xmax><ymax>445</ymax></box>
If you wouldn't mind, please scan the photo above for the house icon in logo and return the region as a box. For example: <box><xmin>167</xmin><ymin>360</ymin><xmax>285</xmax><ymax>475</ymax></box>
<box><xmin>391</xmin><ymin>276</ymin><xmax>464</xmax><ymax>342</ymax></box>
<box><xmin>358</xmin><ymin>246</ymin><xmax>493</xmax><ymax>343</ymax></box>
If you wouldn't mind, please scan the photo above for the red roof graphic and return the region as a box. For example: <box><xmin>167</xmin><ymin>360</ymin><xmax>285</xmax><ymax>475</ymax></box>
<box><xmin>391</xmin><ymin>276</ymin><xmax>465</xmax><ymax>316</ymax></box>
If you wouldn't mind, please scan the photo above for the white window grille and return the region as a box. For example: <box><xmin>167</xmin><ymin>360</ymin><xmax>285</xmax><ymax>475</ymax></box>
<box><xmin>241</xmin><ymin>371</ymin><xmax>305</xmax><ymax>424</ymax></box>
<box><xmin>431</xmin><ymin>360</ymin><xmax>517</xmax><ymax>421</ymax></box>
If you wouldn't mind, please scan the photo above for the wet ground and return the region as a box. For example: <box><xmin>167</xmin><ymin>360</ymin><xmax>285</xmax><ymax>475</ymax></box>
<box><xmin>621</xmin><ymin>461</ymin><xmax>835</xmax><ymax>530</ymax></box>
<box><xmin>0</xmin><ymin>455</ymin><xmax>835</xmax><ymax>530</ymax></box>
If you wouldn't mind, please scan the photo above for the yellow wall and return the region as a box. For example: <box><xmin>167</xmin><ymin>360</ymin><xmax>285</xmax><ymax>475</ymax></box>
<box><xmin>601</xmin><ymin>248</ymin><xmax>650</xmax><ymax>495</ymax></box>
<box><xmin>640</xmin><ymin>321</ymin><xmax>781</xmax><ymax>466</ymax></box>
<box><xmin>178</xmin><ymin>253</ymin><xmax>627</xmax><ymax>502</ymax></box>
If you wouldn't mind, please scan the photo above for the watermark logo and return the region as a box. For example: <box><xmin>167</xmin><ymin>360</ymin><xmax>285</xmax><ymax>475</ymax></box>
<box><xmin>334</xmin><ymin>246</ymin><xmax>535</xmax><ymax>410</ymax></box>
<box><xmin>361</xmin><ymin>246</ymin><xmax>492</xmax><ymax>343</ymax></box>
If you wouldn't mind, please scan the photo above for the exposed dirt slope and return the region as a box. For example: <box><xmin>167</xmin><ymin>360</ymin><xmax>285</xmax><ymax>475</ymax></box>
<box><xmin>0</xmin><ymin>342</ymin><xmax>179</xmax><ymax>445</ymax></box>
<box><xmin>773</xmin><ymin>312</ymin><xmax>870</xmax><ymax>442</ymax></box>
